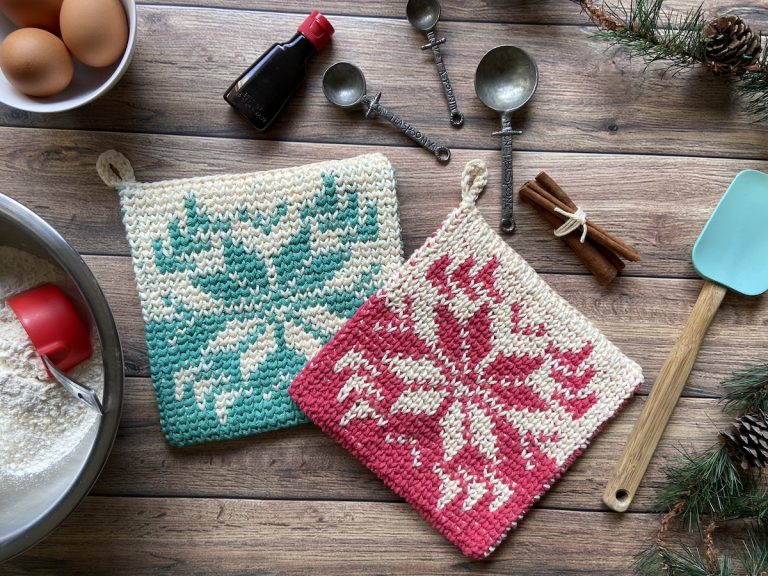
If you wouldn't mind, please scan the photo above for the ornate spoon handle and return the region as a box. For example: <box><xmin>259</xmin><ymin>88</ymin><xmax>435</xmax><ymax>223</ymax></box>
<box><xmin>422</xmin><ymin>30</ymin><xmax>463</xmax><ymax>127</ymax></box>
<box><xmin>493</xmin><ymin>115</ymin><xmax>523</xmax><ymax>234</ymax></box>
<box><xmin>363</xmin><ymin>93</ymin><xmax>451</xmax><ymax>163</ymax></box>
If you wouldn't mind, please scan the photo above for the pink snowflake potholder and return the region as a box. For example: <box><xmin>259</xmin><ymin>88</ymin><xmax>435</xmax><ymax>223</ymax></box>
<box><xmin>289</xmin><ymin>160</ymin><xmax>644</xmax><ymax>559</ymax></box>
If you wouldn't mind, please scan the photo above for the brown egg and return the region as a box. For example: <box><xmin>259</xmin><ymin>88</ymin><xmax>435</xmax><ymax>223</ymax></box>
<box><xmin>60</xmin><ymin>0</ymin><xmax>127</xmax><ymax>68</ymax></box>
<box><xmin>0</xmin><ymin>28</ymin><xmax>73</xmax><ymax>97</ymax></box>
<box><xmin>0</xmin><ymin>0</ymin><xmax>63</xmax><ymax>33</ymax></box>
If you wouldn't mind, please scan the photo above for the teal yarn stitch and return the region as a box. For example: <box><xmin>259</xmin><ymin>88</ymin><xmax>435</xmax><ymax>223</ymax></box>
<box><xmin>106</xmin><ymin>153</ymin><xmax>402</xmax><ymax>446</ymax></box>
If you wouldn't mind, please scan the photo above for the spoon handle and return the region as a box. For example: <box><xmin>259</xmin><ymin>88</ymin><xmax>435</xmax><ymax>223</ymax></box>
<box><xmin>423</xmin><ymin>30</ymin><xmax>463</xmax><ymax>127</ymax></box>
<box><xmin>42</xmin><ymin>355</ymin><xmax>104</xmax><ymax>415</ymax></box>
<box><xmin>496</xmin><ymin>116</ymin><xmax>522</xmax><ymax>233</ymax></box>
<box><xmin>603</xmin><ymin>280</ymin><xmax>727</xmax><ymax>512</ymax></box>
<box><xmin>364</xmin><ymin>94</ymin><xmax>451</xmax><ymax>163</ymax></box>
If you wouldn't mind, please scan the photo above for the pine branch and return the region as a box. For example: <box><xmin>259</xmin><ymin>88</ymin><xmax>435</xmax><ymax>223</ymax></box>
<box><xmin>571</xmin><ymin>0</ymin><xmax>623</xmax><ymax>31</ymax></box>
<box><xmin>655</xmin><ymin>443</ymin><xmax>758</xmax><ymax>528</ymax></box>
<box><xmin>634</xmin><ymin>543</ymin><xmax>733</xmax><ymax>576</ymax></box>
<box><xmin>721</xmin><ymin>362</ymin><xmax>768</xmax><ymax>415</ymax></box>
<box><xmin>635</xmin><ymin>360</ymin><xmax>768</xmax><ymax>576</ymax></box>
<box><xmin>722</xmin><ymin>490</ymin><xmax>768</xmax><ymax>526</ymax></box>
<box><xmin>738</xmin><ymin>55</ymin><xmax>768</xmax><ymax>120</ymax></box>
<box><xmin>573</xmin><ymin>0</ymin><xmax>706</xmax><ymax>69</ymax></box>
<box><xmin>633</xmin><ymin>544</ymin><xmax>666</xmax><ymax>576</ymax></box>
<box><xmin>737</xmin><ymin>529</ymin><xmax>768</xmax><ymax>576</ymax></box>
<box><xmin>571</xmin><ymin>0</ymin><xmax>768</xmax><ymax>120</ymax></box>
<box><xmin>703</xmin><ymin>521</ymin><xmax>719</xmax><ymax>574</ymax></box>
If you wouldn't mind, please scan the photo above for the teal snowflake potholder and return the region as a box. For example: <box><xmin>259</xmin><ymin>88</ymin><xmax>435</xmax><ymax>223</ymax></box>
<box><xmin>97</xmin><ymin>151</ymin><xmax>403</xmax><ymax>446</ymax></box>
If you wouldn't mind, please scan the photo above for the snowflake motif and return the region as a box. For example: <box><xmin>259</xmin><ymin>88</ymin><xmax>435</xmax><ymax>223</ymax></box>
<box><xmin>146</xmin><ymin>172</ymin><xmax>382</xmax><ymax>430</ymax></box>
<box><xmin>289</xmin><ymin>177</ymin><xmax>644</xmax><ymax>559</ymax></box>
<box><xmin>326</xmin><ymin>254</ymin><xmax>599</xmax><ymax>516</ymax></box>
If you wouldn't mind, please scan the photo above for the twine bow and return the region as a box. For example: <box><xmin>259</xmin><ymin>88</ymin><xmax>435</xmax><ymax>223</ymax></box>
<box><xmin>553</xmin><ymin>206</ymin><xmax>589</xmax><ymax>243</ymax></box>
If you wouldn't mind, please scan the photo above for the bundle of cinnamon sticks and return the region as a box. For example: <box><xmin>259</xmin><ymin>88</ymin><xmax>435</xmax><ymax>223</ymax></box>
<box><xmin>519</xmin><ymin>173</ymin><xmax>640</xmax><ymax>286</ymax></box>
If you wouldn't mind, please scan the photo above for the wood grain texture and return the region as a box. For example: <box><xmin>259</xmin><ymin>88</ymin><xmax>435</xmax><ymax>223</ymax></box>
<box><xmin>1</xmin><ymin>7</ymin><xmax>767</xmax><ymax>158</ymax></box>
<box><xmin>603</xmin><ymin>280</ymin><xmax>728</xmax><ymax>512</ymax></box>
<box><xmin>3</xmin><ymin>127</ymin><xmax>768</xmax><ymax>276</ymax></box>
<box><xmin>94</xmin><ymin>382</ymin><xmax>729</xmax><ymax>513</ymax></box>
<box><xmin>82</xmin><ymin>254</ymin><xmax>768</xmax><ymax>393</ymax></box>
<box><xmin>2</xmin><ymin>497</ymin><xmax>659</xmax><ymax>576</ymax></box>
<box><xmin>2</xmin><ymin>1</ymin><xmax>765</xmax><ymax>572</ymax></box>
<box><xmin>138</xmin><ymin>0</ymin><xmax>768</xmax><ymax>28</ymax></box>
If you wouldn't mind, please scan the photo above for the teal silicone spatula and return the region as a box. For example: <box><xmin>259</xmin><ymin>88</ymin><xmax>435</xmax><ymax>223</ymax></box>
<box><xmin>604</xmin><ymin>169</ymin><xmax>768</xmax><ymax>512</ymax></box>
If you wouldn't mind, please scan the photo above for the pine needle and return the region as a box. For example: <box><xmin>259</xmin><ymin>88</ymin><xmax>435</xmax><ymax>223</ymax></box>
<box><xmin>571</xmin><ymin>0</ymin><xmax>768</xmax><ymax>121</ymax></box>
<box><xmin>574</xmin><ymin>0</ymin><xmax>706</xmax><ymax>70</ymax></box>
<box><xmin>635</xmin><ymin>359</ymin><xmax>768</xmax><ymax>575</ymax></box>
<box><xmin>633</xmin><ymin>544</ymin><xmax>665</xmax><ymax>575</ymax></box>
<box><xmin>725</xmin><ymin>490</ymin><xmax>768</xmax><ymax>526</ymax></box>
<box><xmin>634</xmin><ymin>544</ymin><xmax>733</xmax><ymax>576</ymax></box>
<box><xmin>721</xmin><ymin>362</ymin><xmax>768</xmax><ymax>414</ymax></box>
<box><xmin>655</xmin><ymin>443</ymin><xmax>757</xmax><ymax>528</ymax></box>
<box><xmin>737</xmin><ymin>529</ymin><xmax>768</xmax><ymax>576</ymax></box>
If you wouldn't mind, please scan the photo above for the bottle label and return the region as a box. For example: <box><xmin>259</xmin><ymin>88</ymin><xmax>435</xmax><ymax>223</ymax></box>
<box><xmin>234</xmin><ymin>91</ymin><xmax>269</xmax><ymax>125</ymax></box>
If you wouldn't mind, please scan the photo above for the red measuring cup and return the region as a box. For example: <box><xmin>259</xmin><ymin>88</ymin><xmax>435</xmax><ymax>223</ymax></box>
<box><xmin>7</xmin><ymin>283</ymin><xmax>92</xmax><ymax>373</ymax></box>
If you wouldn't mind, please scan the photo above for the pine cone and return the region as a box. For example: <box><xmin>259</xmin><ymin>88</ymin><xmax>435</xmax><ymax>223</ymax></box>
<box><xmin>720</xmin><ymin>411</ymin><xmax>768</xmax><ymax>470</ymax></box>
<box><xmin>703</xmin><ymin>15</ymin><xmax>762</xmax><ymax>75</ymax></box>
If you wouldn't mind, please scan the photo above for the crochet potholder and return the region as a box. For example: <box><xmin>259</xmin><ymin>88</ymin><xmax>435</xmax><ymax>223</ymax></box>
<box><xmin>289</xmin><ymin>160</ymin><xmax>644</xmax><ymax>559</ymax></box>
<box><xmin>97</xmin><ymin>151</ymin><xmax>403</xmax><ymax>446</ymax></box>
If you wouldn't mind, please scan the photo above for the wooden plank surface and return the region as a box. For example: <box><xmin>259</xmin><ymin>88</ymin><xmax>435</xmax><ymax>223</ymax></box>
<box><xmin>4</xmin><ymin>128</ymin><xmax>768</xmax><ymax>274</ymax></box>
<box><xmin>2</xmin><ymin>7</ymin><xmax>767</xmax><ymax>159</ymax></box>
<box><xmin>139</xmin><ymin>0</ymin><xmax>768</xmax><ymax>28</ymax></box>
<box><xmin>83</xmin><ymin>254</ymin><xmax>768</xmax><ymax>394</ymax></box>
<box><xmin>3</xmin><ymin>498</ymin><xmax>659</xmax><ymax>576</ymax></box>
<box><xmin>95</xmin><ymin>384</ymin><xmax>728</xmax><ymax>513</ymax></box>
<box><xmin>2</xmin><ymin>0</ymin><xmax>765</xmax><ymax>573</ymax></box>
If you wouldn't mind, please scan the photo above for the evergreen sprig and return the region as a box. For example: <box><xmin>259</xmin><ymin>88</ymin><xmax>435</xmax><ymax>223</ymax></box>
<box><xmin>721</xmin><ymin>362</ymin><xmax>768</xmax><ymax>415</ymax></box>
<box><xmin>655</xmin><ymin>443</ymin><xmax>759</xmax><ymax>529</ymax></box>
<box><xmin>635</xmin><ymin>544</ymin><xmax>733</xmax><ymax>576</ymax></box>
<box><xmin>634</xmin><ymin>529</ymin><xmax>768</xmax><ymax>576</ymax></box>
<box><xmin>595</xmin><ymin>0</ymin><xmax>706</xmax><ymax>71</ymax></box>
<box><xmin>739</xmin><ymin>54</ymin><xmax>768</xmax><ymax>120</ymax></box>
<box><xmin>727</xmin><ymin>491</ymin><xmax>768</xmax><ymax>527</ymax></box>
<box><xmin>633</xmin><ymin>360</ymin><xmax>768</xmax><ymax>575</ymax></box>
<box><xmin>572</xmin><ymin>0</ymin><xmax>768</xmax><ymax>120</ymax></box>
<box><xmin>737</xmin><ymin>530</ymin><xmax>768</xmax><ymax>576</ymax></box>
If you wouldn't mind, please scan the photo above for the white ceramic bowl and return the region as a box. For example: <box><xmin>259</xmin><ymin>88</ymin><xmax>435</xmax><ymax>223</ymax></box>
<box><xmin>0</xmin><ymin>0</ymin><xmax>137</xmax><ymax>113</ymax></box>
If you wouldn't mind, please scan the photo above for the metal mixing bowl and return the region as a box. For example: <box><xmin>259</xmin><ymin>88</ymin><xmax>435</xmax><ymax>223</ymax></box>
<box><xmin>0</xmin><ymin>193</ymin><xmax>123</xmax><ymax>562</ymax></box>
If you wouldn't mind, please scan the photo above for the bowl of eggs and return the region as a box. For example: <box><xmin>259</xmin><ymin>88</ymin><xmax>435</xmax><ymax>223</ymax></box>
<box><xmin>0</xmin><ymin>0</ymin><xmax>136</xmax><ymax>113</ymax></box>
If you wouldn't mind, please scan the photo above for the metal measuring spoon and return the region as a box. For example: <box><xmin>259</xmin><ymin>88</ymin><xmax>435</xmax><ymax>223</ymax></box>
<box><xmin>475</xmin><ymin>46</ymin><xmax>538</xmax><ymax>234</ymax></box>
<box><xmin>406</xmin><ymin>0</ymin><xmax>464</xmax><ymax>128</ymax></box>
<box><xmin>323</xmin><ymin>62</ymin><xmax>451</xmax><ymax>163</ymax></box>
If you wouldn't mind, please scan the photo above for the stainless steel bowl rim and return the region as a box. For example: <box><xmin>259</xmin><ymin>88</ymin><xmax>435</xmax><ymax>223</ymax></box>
<box><xmin>0</xmin><ymin>193</ymin><xmax>123</xmax><ymax>563</ymax></box>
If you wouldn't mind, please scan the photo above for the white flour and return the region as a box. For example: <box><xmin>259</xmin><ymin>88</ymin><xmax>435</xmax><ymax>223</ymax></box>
<box><xmin>0</xmin><ymin>246</ymin><xmax>103</xmax><ymax>491</ymax></box>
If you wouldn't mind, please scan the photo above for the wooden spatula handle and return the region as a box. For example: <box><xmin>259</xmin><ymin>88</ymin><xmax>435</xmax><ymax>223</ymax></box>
<box><xmin>603</xmin><ymin>280</ymin><xmax>727</xmax><ymax>512</ymax></box>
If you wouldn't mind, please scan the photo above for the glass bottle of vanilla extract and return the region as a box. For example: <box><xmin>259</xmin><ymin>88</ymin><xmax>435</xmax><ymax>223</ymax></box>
<box><xmin>224</xmin><ymin>11</ymin><xmax>334</xmax><ymax>132</ymax></box>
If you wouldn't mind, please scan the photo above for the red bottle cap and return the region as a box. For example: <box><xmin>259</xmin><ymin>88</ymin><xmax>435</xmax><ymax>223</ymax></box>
<box><xmin>298</xmin><ymin>11</ymin><xmax>334</xmax><ymax>51</ymax></box>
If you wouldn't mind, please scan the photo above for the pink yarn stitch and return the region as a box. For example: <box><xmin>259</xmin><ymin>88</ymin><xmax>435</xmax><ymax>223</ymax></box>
<box><xmin>290</xmin><ymin>160</ymin><xmax>643</xmax><ymax>559</ymax></box>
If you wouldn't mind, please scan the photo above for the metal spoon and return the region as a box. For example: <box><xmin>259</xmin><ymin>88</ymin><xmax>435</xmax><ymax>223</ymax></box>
<box><xmin>474</xmin><ymin>45</ymin><xmax>538</xmax><ymax>234</ymax></box>
<box><xmin>406</xmin><ymin>0</ymin><xmax>464</xmax><ymax>128</ymax></box>
<box><xmin>322</xmin><ymin>62</ymin><xmax>451</xmax><ymax>163</ymax></box>
<box><xmin>42</xmin><ymin>355</ymin><xmax>104</xmax><ymax>415</ymax></box>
